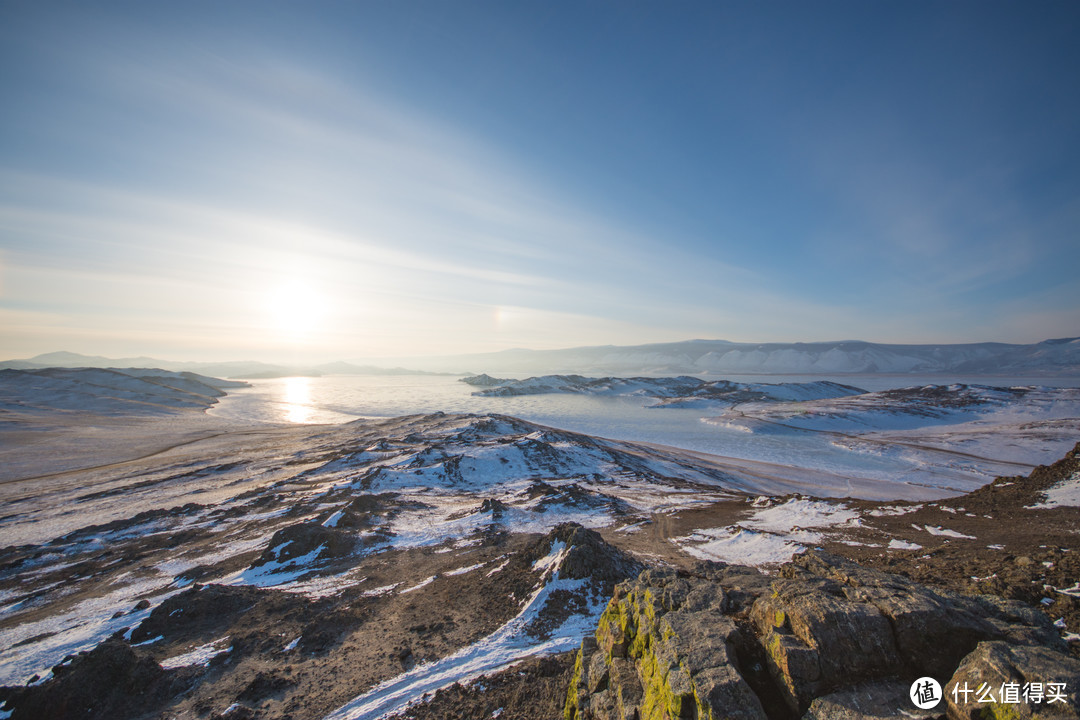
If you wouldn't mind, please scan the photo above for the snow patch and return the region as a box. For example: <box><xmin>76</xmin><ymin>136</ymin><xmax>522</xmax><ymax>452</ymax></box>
<box><xmin>922</xmin><ymin>525</ymin><xmax>976</xmax><ymax>539</ymax></box>
<box><xmin>445</xmin><ymin>563</ymin><xmax>485</xmax><ymax>577</ymax></box>
<box><xmin>888</xmin><ymin>539</ymin><xmax>922</xmax><ymax>550</ymax></box>
<box><xmin>869</xmin><ymin>505</ymin><xmax>921</xmax><ymax>517</ymax></box>
<box><xmin>322</xmin><ymin>510</ymin><xmax>345</xmax><ymax>528</ymax></box>
<box><xmin>677</xmin><ymin>498</ymin><xmax>861</xmax><ymax>567</ymax></box>
<box><xmin>744</xmin><ymin>498</ymin><xmax>861</xmax><ymax>535</ymax></box>
<box><xmin>1055</xmin><ymin>582</ymin><xmax>1080</xmax><ymax>598</ymax></box>
<box><xmin>224</xmin><ymin>544</ymin><xmax>328</xmax><ymax>588</ymax></box>
<box><xmin>160</xmin><ymin>636</ymin><xmax>231</xmax><ymax>669</ymax></box>
<box><xmin>1028</xmin><ymin>471</ymin><xmax>1080</xmax><ymax>509</ymax></box>
<box><xmin>532</xmin><ymin>540</ymin><xmax>567</xmax><ymax>575</ymax></box>
<box><xmin>0</xmin><ymin>577</ymin><xmax>174</xmax><ymax>686</ymax></box>
<box><xmin>680</xmin><ymin>528</ymin><xmax>805</xmax><ymax>566</ymax></box>
<box><xmin>401</xmin><ymin>577</ymin><xmax>436</xmax><ymax>594</ymax></box>
<box><xmin>486</xmin><ymin>557</ymin><xmax>511</xmax><ymax>577</ymax></box>
<box><xmin>360</xmin><ymin>583</ymin><xmax>400</xmax><ymax>598</ymax></box>
<box><xmin>132</xmin><ymin>635</ymin><xmax>164</xmax><ymax>647</ymax></box>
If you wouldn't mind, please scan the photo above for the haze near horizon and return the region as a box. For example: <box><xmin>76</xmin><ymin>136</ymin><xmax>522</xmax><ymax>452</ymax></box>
<box><xmin>2</xmin><ymin>2</ymin><xmax>1079</xmax><ymax>365</ymax></box>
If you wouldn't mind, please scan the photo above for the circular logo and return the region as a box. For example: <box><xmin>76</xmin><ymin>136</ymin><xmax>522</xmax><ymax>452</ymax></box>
<box><xmin>910</xmin><ymin>677</ymin><xmax>943</xmax><ymax>710</ymax></box>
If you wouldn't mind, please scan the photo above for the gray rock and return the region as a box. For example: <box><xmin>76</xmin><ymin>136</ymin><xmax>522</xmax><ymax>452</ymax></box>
<box><xmin>751</xmin><ymin>576</ymin><xmax>902</xmax><ymax>708</ymax></box>
<box><xmin>586</xmin><ymin>650</ymin><xmax>609</xmax><ymax>694</ymax></box>
<box><xmin>609</xmin><ymin>657</ymin><xmax>642</xmax><ymax>720</ymax></box>
<box><xmin>945</xmin><ymin>641</ymin><xmax>1080</xmax><ymax>720</ymax></box>
<box><xmin>567</xmin><ymin>551</ymin><xmax>1077</xmax><ymax>720</ymax></box>
<box><xmin>804</xmin><ymin>680</ymin><xmax>942</xmax><ymax>720</ymax></box>
<box><xmin>693</xmin><ymin>664</ymin><xmax>768</xmax><ymax>720</ymax></box>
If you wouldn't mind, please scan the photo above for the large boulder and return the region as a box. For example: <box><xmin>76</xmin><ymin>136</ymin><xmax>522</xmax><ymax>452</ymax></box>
<box><xmin>566</xmin><ymin>551</ymin><xmax>1076</xmax><ymax>720</ymax></box>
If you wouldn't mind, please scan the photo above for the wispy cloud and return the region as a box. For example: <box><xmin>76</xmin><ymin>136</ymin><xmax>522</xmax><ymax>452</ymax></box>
<box><xmin>2</xmin><ymin>6</ymin><xmax>1076</xmax><ymax>360</ymax></box>
<box><xmin>1</xmin><ymin>36</ymin><xmax>813</xmax><ymax>358</ymax></box>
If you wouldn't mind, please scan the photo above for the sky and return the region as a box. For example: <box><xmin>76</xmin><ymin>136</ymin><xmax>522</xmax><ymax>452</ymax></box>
<box><xmin>1</xmin><ymin>1</ymin><xmax>1078</xmax><ymax>363</ymax></box>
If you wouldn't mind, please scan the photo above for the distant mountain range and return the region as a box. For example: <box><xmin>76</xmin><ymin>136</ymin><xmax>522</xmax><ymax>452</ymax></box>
<box><xmin>3</xmin><ymin>337</ymin><xmax>1079</xmax><ymax>378</ymax></box>
<box><xmin>389</xmin><ymin>337</ymin><xmax>1080</xmax><ymax>376</ymax></box>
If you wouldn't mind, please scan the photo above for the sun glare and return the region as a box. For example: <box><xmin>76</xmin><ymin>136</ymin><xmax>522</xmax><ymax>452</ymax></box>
<box><xmin>281</xmin><ymin>376</ymin><xmax>313</xmax><ymax>423</ymax></box>
<box><xmin>264</xmin><ymin>280</ymin><xmax>327</xmax><ymax>343</ymax></box>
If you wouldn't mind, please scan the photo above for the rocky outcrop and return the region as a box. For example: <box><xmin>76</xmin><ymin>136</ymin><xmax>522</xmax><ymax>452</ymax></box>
<box><xmin>566</xmin><ymin>565</ymin><xmax>769</xmax><ymax>720</ymax></box>
<box><xmin>251</xmin><ymin>522</ymin><xmax>363</xmax><ymax>567</ymax></box>
<box><xmin>0</xmin><ymin>639</ymin><xmax>197</xmax><ymax>720</ymax></box>
<box><xmin>480</xmin><ymin>497</ymin><xmax>509</xmax><ymax>519</ymax></box>
<box><xmin>521</xmin><ymin>524</ymin><xmax>646</xmax><ymax>643</ymax></box>
<box><xmin>566</xmin><ymin>551</ymin><xmax>1078</xmax><ymax>720</ymax></box>
<box><xmin>544</xmin><ymin>523</ymin><xmax>644</xmax><ymax>585</ymax></box>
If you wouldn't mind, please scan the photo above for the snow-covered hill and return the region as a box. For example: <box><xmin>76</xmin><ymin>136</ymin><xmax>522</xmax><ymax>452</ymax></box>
<box><xmin>707</xmin><ymin>383</ymin><xmax>1080</xmax><ymax>433</ymax></box>
<box><xmin>701</xmin><ymin>384</ymin><xmax>1080</xmax><ymax>473</ymax></box>
<box><xmin>0</xmin><ymin>367</ymin><xmax>248</xmax><ymax>417</ymax></box>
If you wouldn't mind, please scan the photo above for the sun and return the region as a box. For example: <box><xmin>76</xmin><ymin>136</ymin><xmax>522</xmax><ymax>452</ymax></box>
<box><xmin>264</xmin><ymin>280</ymin><xmax>327</xmax><ymax>343</ymax></box>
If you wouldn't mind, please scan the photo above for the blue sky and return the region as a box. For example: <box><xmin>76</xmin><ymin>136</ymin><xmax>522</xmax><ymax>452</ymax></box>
<box><xmin>1</xmin><ymin>1</ymin><xmax>1078</xmax><ymax>362</ymax></box>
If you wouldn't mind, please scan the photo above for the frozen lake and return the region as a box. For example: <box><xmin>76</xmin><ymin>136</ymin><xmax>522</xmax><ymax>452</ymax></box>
<box><xmin>208</xmin><ymin>373</ymin><xmax>1080</xmax><ymax>494</ymax></box>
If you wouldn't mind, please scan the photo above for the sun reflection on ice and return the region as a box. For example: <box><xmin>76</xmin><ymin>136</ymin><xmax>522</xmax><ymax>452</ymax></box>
<box><xmin>281</xmin><ymin>376</ymin><xmax>314</xmax><ymax>423</ymax></box>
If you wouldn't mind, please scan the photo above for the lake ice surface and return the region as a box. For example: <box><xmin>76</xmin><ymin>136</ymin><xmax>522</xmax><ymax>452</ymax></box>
<box><xmin>207</xmin><ymin>373</ymin><xmax>1080</xmax><ymax>493</ymax></box>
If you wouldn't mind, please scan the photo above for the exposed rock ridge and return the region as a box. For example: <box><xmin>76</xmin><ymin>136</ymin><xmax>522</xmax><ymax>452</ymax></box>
<box><xmin>566</xmin><ymin>551</ymin><xmax>1080</xmax><ymax>720</ymax></box>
